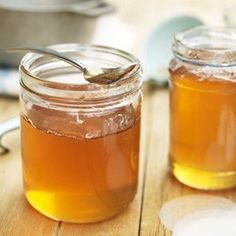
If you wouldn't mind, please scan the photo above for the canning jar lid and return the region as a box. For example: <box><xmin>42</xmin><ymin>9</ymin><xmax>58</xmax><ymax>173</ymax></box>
<box><xmin>20</xmin><ymin>44</ymin><xmax>142</xmax><ymax>105</ymax></box>
<box><xmin>173</xmin><ymin>26</ymin><xmax>236</xmax><ymax>67</ymax></box>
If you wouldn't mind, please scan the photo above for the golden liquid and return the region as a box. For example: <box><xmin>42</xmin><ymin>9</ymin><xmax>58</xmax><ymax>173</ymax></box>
<box><xmin>21</xmin><ymin>115</ymin><xmax>140</xmax><ymax>222</ymax></box>
<box><xmin>169</xmin><ymin>66</ymin><xmax>236</xmax><ymax>189</ymax></box>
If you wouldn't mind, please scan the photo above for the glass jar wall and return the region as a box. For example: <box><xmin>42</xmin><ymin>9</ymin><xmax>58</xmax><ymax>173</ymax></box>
<box><xmin>169</xmin><ymin>27</ymin><xmax>236</xmax><ymax>190</ymax></box>
<box><xmin>19</xmin><ymin>44</ymin><xmax>142</xmax><ymax>222</ymax></box>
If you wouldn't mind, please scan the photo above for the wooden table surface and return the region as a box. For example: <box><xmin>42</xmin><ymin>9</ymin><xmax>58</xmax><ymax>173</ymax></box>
<box><xmin>1</xmin><ymin>86</ymin><xmax>236</xmax><ymax>236</ymax></box>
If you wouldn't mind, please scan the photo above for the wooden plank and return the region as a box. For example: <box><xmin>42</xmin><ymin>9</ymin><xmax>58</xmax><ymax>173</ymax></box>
<box><xmin>139</xmin><ymin>89</ymin><xmax>236</xmax><ymax>236</ymax></box>
<box><xmin>59</xmin><ymin>86</ymin><xmax>152</xmax><ymax>236</ymax></box>
<box><xmin>0</xmin><ymin>99</ymin><xmax>58</xmax><ymax>236</ymax></box>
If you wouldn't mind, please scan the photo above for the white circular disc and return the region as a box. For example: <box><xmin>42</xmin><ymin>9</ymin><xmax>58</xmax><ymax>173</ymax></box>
<box><xmin>174</xmin><ymin>209</ymin><xmax>236</xmax><ymax>236</ymax></box>
<box><xmin>159</xmin><ymin>195</ymin><xmax>236</xmax><ymax>231</ymax></box>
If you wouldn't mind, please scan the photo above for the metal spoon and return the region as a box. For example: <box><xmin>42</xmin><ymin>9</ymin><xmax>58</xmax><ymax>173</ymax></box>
<box><xmin>7</xmin><ymin>47</ymin><xmax>139</xmax><ymax>85</ymax></box>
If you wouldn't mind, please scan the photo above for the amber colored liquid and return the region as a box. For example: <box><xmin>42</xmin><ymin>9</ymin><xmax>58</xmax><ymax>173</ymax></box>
<box><xmin>169</xmin><ymin>67</ymin><xmax>236</xmax><ymax>189</ymax></box>
<box><xmin>21</xmin><ymin>116</ymin><xmax>140</xmax><ymax>222</ymax></box>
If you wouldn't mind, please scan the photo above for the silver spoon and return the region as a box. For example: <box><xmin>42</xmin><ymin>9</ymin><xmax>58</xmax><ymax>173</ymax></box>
<box><xmin>7</xmin><ymin>47</ymin><xmax>139</xmax><ymax>85</ymax></box>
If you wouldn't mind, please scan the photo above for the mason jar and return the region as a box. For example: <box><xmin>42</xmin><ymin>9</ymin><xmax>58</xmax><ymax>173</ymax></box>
<box><xmin>19</xmin><ymin>44</ymin><xmax>142</xmax><ymax>222</ymax></box>
<box><xmin>169</xmin><ymin>27</ymin><xmax>236</xmax><ymax>190</ymax></box>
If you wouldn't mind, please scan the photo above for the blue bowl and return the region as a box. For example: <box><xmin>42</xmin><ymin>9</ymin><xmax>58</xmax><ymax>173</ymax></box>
<box><xmin>142</xmin><ymin>15</ymin><xmax>204</xmax><ymax>85</ymax></box>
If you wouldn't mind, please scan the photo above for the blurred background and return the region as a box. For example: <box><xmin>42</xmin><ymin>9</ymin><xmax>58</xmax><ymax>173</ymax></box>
<box><xmin>0</xmin><ymin>0</ymin><xmax>235</xmax><ymax>97</ymax></box>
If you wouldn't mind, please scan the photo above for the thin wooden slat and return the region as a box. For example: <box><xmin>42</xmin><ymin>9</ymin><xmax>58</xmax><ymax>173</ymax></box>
<box><xmin>138</xmin><ymin>89</ymin><xmax>172</xmax><ymax>236</ymax></box>
<box><xmin>59</xmin><ymin>87</ymin><xmax>152</xmax><ymax>236</ymax></box>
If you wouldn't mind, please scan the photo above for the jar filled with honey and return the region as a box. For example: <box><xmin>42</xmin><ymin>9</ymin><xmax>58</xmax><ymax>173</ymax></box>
<box><xmin>169</xmin><ymin>27</ymin><xmax>236</xmax><ymax>190</ymax></box>
<box><xmin>19</xmin><ymin>44</ymin><xmax>142</xmax><ymax>222</ymax></box>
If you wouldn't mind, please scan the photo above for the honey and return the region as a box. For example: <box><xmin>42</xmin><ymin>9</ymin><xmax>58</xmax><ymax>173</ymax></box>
<box><xmin>21</xmin><ymin>115</ymin><xmax>140</xmax><ymax>222</ymax></box>
<box><xmin>19</xmin><ymin>44</ymin><xmax>142</xmax><ymax>222</ymax></box>
<box><xmin>169</xmin><ymin>27</ymin><xmax>236</xmax><ymax>190</ymax></box>
<box><xmin>169</xmin><ymin>67</ymin><xmax>236</xmax><ymax>189</ymax></box>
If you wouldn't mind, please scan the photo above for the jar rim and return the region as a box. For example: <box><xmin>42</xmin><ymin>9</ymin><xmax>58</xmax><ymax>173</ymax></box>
<box><xmin>19</xmin><ymin>43</ymin><xmax>142</xmax><ymax>103</ymax></box>
<box><xmin>173</xmin><ymin>26</ymin><xmax>236</xmax><ymax>67</ymax></box>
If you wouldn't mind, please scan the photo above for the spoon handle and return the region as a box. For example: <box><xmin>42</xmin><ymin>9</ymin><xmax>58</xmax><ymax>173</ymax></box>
<box><xmin>7</xmin><ymin>47</ymin><xmax>85</xmax><ymax>72</ymax></box>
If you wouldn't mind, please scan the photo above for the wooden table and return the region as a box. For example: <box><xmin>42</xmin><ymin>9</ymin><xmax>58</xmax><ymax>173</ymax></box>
<box><xmin>1</xmin><ymin>86</ymin><xmax>236</xmax><ymax>236</ymax></box>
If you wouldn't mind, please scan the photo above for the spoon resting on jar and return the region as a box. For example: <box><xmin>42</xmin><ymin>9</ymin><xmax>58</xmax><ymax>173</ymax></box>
<box><xmin>7</xmin><ymin>47</ymin><xmax>139</xmax><ymax>85</ymax></box>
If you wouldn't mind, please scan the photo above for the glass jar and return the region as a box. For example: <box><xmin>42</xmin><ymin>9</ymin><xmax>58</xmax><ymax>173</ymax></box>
<box><xmin>169</xmin><ymin>27</ymin><xmax>236</xmax><ymax>190</ymax></box>
<box><xmin>19</xmin><ymin>44</ymin><xmax>142</xmax><ymax>222</ymax></box>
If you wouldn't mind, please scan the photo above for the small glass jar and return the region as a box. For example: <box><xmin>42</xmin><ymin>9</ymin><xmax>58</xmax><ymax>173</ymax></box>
<box><xmin>19</xmin><ymin>44</ymin><xmax>142</xmax><ymax>222</ymax></box>
<box><xmin>169</xmin><ymin>27</ymin><xmax>236</xmax><ymax>190</ymax></box>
